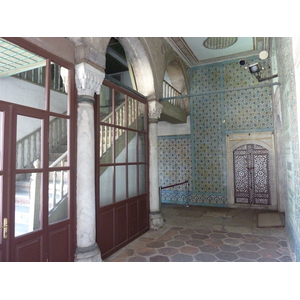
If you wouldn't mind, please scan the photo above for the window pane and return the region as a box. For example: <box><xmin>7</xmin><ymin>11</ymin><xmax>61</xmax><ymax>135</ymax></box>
<box><xmin>49</xmin><ymin>117</ymin><xmax>68</xmax><ymax>167</ymax></box>
<box><xmin>15</xmin><ymin>172</ymin><xmax>42</xmax><ymax>237</ymax></box>
<box><xmin>16</xmin><ymin>115</ymin><xmax>42</xmax><ymax>169</ymax></box>
<box><xmin>115</xmin><ymin>128</ymin><xmax>126</xmax><ymax>163</ymax></box>
<box><xmin>128</xmin><ymin>165</ymin><xmax>137</xmax><ymax>198</ymax></box>
<box><xmin>0</xmin><ymin>38</ymin><xmax>46</xmax><ymax>109</ymax></box>
<box><xmin>99</xmin><ymin>85</ymin><xmax>113</xmax><ymax>123</ymax></box>
<box><xmin>50</xmin><ymin>63</ymin><xmax>68</xmax><ymax>114</ymax></box>
<box><xmin>138</xmin><ymin>101</ymin><xmax>146</xmax><ymax>131</ymax></box>
<box><xmin>100</xmin><ymin>166</ymin><xmax>114</xmax><ymax>207</ymax></box>
<box><xmin>115</xmin><ymin>165</ymin><xmax>126</xmax><ymax>202</ymax></box>
<box><xmin>49</xmin><ymin>170</ymin><xmax>69</xmax><ymax>224</ymax></box>
<box><xmin>115</xmin><ymin>92</ymin><xmax>126</xmax><ymax>127</ymax></box>
<box><xmin>139</xmin><ymin>164</ymin><xmax>146</xmax><ymax>195</ymax></box>
<box><xmin>128</xmin><ymin>97</ymin><xmax>137</xmax><ymax>129</ymax></box>
<box><xmin>128</xmin><ymin>131</ymin><xmax>137</xmax><ymax>163</ymax></box>
<box><xmin>138</xmin><ymin>133</ymin><xmax>146</xmax><ymax>162</ymax></box>
<box><xmin>100</xmin><ymin>125</ymin><xmax>114</xmax><ymax>163</ymax></box>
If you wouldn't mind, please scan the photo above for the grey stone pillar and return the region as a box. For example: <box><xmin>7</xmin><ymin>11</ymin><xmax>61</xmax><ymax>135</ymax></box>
<box><xmin>74</xmin><ymin>62</ymin><xmax>104</xmax><ymax>262</ymax></box>
<box><xmin>148</xmin><ymin>100</ymin><xmax>164</xmax><ymax>230</ymax></box>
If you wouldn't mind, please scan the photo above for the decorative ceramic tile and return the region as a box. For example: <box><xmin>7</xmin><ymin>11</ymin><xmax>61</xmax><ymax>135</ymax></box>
<box><xmin>159</xmin><ymin>57</ymin><xmax>274</xmax><ymax>206</ymax></box>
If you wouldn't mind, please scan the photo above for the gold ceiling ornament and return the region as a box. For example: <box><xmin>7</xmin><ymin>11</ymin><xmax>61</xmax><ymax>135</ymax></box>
<box><xmin>203</xmin><ymin>37</ymin><xmax>238</xmax><ymax>50</ymax></box>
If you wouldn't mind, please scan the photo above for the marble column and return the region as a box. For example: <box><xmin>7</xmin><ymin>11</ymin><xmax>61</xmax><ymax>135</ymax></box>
<box><xmin>74</xmin><ymin>62</ymin><xmax>104</xmax><ymax>262</ymax></box>
<box><xmin>148</xmin><ymin>100</ymin><xmax>164</xmax><ymax>230</ymax></box>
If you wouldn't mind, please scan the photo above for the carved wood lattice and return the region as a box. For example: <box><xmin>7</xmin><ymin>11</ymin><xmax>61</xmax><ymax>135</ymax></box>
<box><xmin>233</xmin><ymin>144</ymin><xmax>270</xmax><ymax>205</ymax></box>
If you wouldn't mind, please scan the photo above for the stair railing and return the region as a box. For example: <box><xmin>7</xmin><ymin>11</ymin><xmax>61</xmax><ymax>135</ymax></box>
<box><xmin>48</xmin><ymin>151</ymin><xmax>68</xmax><ymax>211</ymax></box>
<box><xmin>162</xmin><ymin>80</ymin><xmax>182</xmax><ymax>107</ymax></box>
<box><xmin>100</xmin><ymin>97</ymin><xmax>139</xmax><ymax>158</ymax></box>
<box><xmin>16</xmin><ymin>115</ymin><xmax>67</xmax><ymax>170</ymax></box>
<box><xmin>159</xmin><ymin>180</ymin><xmax>190</xmax><ymax>208</ymax></box>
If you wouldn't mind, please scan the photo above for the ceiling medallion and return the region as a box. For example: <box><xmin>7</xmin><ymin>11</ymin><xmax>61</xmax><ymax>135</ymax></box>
<box><xmin>203</xmin><ymin>37</ymin><xmax>238</xmax><ymax>50</ymax></box>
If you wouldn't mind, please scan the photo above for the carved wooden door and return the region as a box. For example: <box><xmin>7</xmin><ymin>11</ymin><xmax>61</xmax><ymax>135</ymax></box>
<box><xmin>233</xmin><ymin>144</ymin><xmax>271</xmax><ymax>205</ymax></box>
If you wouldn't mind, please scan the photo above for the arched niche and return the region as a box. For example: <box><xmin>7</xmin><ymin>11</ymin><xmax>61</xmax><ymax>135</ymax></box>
<box><xmin>164</xmin><ymin>60</ymin><xmax>189</xmax><ymax>114</ymax></box>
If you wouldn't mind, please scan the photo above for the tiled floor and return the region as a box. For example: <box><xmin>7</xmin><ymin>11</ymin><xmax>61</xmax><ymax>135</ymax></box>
<box><xmin>104</xmin><ymin>204</ymin><xmax>294</xmax><ymax>262</ymax></box>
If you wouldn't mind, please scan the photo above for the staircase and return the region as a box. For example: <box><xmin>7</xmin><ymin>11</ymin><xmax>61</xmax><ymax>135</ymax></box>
<box><xmin>15</xmin><ymin>119</ymin><xmax>68</xmax><ymax>236</ymax></box>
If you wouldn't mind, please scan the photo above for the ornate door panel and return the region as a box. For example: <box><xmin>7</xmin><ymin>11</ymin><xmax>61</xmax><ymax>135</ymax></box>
<box><xmin>233</xmin><ymin>144</ymin><xmax>270</xmax><ymax>205</ymax></box>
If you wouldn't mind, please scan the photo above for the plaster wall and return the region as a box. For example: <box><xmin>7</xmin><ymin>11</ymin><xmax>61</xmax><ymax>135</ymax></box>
<box><xmin>275</xmin><ymin>37</ymin><xmax>300</xmax><ymax>261</ymax></box>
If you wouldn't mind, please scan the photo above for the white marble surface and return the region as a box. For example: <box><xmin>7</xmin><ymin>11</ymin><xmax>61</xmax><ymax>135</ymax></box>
<box><xmin>76</xmin><ymin>101</ymin><xmax>96</xmax><ymax>248</ymax></box>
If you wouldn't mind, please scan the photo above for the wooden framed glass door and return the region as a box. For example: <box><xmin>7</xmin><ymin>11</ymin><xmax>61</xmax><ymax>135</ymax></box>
<box><xmin>0</xmin><ymin>38</ymin><xmax>76</xmax><ymax>261</ymax></box>
<box><xmin>96</xmin><ymin>78</ymin><xmax>149</xmax><ymax>259</ymax></box>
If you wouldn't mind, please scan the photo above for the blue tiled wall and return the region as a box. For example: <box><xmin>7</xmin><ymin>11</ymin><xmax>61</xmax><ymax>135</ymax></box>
<box><xmin>158</xmin><ymin>57</ymin><xmax>274</xmax><ymax>206</ymax></box>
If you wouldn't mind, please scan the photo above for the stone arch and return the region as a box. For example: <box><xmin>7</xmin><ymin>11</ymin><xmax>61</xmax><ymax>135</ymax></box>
<box><xmin>116</xmin><ymin>37</ymin><xmax>156</xmax><ymax>99</ymax></box>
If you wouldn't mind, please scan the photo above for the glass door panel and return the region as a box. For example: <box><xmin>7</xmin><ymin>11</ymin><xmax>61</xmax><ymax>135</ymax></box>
<box><xmin>100</xmin><ymin>125</ymin><xmax>114</xmax><ymax>163</ymax></box>
<box><xmin>49</xmin><ymin>117</ymin><xmax>68</xmax><ymax>167</ymax></box>
<box><xmin>128</xmin><ymin>131</ymin><xmax>137</xmax><ymax>163</ymax></box>
<box><xmin>49</xmin><ymin>63</ymin><xmax>68</xmax><ymax>114</ymax></box>
<box><xmin>115</xmin><ymin>128</ymin><xmax>126</xmax><ymax>163</ymax></box>
<box><xmin>115</xmin><ymin>92</ymin><xmax>126</xmax><ymax>127</ymax></box>
<box><xmin>16</xmin><ymin>115</ymin><xmax>42</xmax><ymax>170</ymax></box>
<box><xmin>115</xmin><ymin>165</ymin><xmax>126</xmax><ymax>202</ymax></box>
<box><xmin>128</xmin><ymin>165</ymin><xmax>138</xmax><ymax>198</ymax></box>
<box><xmin>99</xmin><ymin>85</ymin><xmax>113</xmax><ymax>123</ymax></box>
<box><xmin>139</xmin><ymin>164</ymin><xmax>146</xmax><ymax>195</ymax></box>
<box><xmin>48</xmin><ymin>170</ymin><xmax>69</xmax><ymax>224</ymax></box>
<box><xmin>128</xmin><ymin>97</ymin><xmax>137</xmax><ymax>129</ymax></box>
<box><xmin>100</xmin><ymin>166</ymin><xmax>114</xmax><ymax>207</ymax></box>
<box><xmin>138</xmin><ymin>133</ymin><xmax>146</xmax><ymax>162</ymax></box>
<box><xmin>137</xmin><ymin>102</ymin><xmax>146</xmax><ymax>131</ymax></box>
<box><xmin>15</xmin><ymin>172</ymin><xmax>42</xmax><ymax>237</ymax></box>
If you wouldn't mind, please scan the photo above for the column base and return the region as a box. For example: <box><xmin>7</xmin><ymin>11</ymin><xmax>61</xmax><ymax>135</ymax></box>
<box><xmin>149</xmin><ymin>211</ymin><xmax>164</xmax><ymax>230</ymax></box>
<box><xmin>74</xmin><ymin>242</ymin><xmax>102</xmax><ymax>262</ymax></box>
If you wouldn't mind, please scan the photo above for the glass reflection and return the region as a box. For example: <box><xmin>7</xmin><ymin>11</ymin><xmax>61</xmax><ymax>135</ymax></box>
<box><xmin>50</xmin><ymin>63</ymin><xmax>68</xmax><ymax>115</ymax></box>
<box><xmin>139</xmin><ymin>164</ymin><xmax>146</xmax><ymax>195</ymax></box>
<box><xmin>128</xmin><ymin>165</ymin><xmax>137</xmax><ymax>198</ymax></box>
<box><xmin>49</xmin><ymin>117</ymin><xmax>68</xmax><ymax>167</ymax></box>
<box><xmin>16</xmin><ymin>115</ymin><xmax>42</xmax><ymax>169</ymax></box>
<box><xmin>99</xmin><ymin>85</ymin><xmax>113</xmax><ymax>123</ymax></box>
<box><xmin>115</xmin><ymin>165</ymin><xmax>126</xmax><ymax>202</ymax></box>
<box><xmin>100</xmin><ymin>166</ymin><xmax>114</xmax><ymax>207</ymax></box>
<box><xmin>15</xmin><ymin>172</ymin><xmax>42</xmax><ymax>237</ymax></box>
<box><xmin>138</xmin><ymin>102</ymin><xmax>146</xmax><ymax>131</ymax></box>
<box><xmin>0</xmin><ymin>38</ymin><xmax>46</xmax><ymax>109</ymax></box>
<box><xmin>48</xmin><ymin>170</ymin><xmax>69</xmax><ymax>224</ymax></box>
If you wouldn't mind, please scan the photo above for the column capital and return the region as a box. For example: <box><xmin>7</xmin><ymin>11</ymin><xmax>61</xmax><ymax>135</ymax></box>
<box><xmin>75</xmin><ymin>62</ymin><xmax>105</xmax><ymax>97</ymax></box>
<box><xmin>148</xmin><ymin>99</ymin><xmax>163</xmax><ymax>120</ymax></box>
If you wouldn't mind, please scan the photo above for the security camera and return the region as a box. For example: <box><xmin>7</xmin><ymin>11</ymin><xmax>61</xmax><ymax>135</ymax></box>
<box><xmin>239</xmin><ymin>59</ymin><xmax>247</xmax><ymax>66</ymax></box>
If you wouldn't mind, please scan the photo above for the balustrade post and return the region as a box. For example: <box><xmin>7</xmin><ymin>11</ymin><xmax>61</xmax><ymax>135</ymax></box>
<box><xmin>148</xmin><ymin>99</ymin><xmax>164</xmax><ymax>230</ymax></box>
<box><xmin>29</xmin><ymin>159</ymin><xmax>41</xmax><ymax>231</ymax></box>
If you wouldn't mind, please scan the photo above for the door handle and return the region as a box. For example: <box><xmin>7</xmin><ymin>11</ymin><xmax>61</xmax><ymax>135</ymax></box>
<box><xmin>1</xmin><ymin>218</ymin><xmax>8</xmax><ymax>239</ymax></box>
